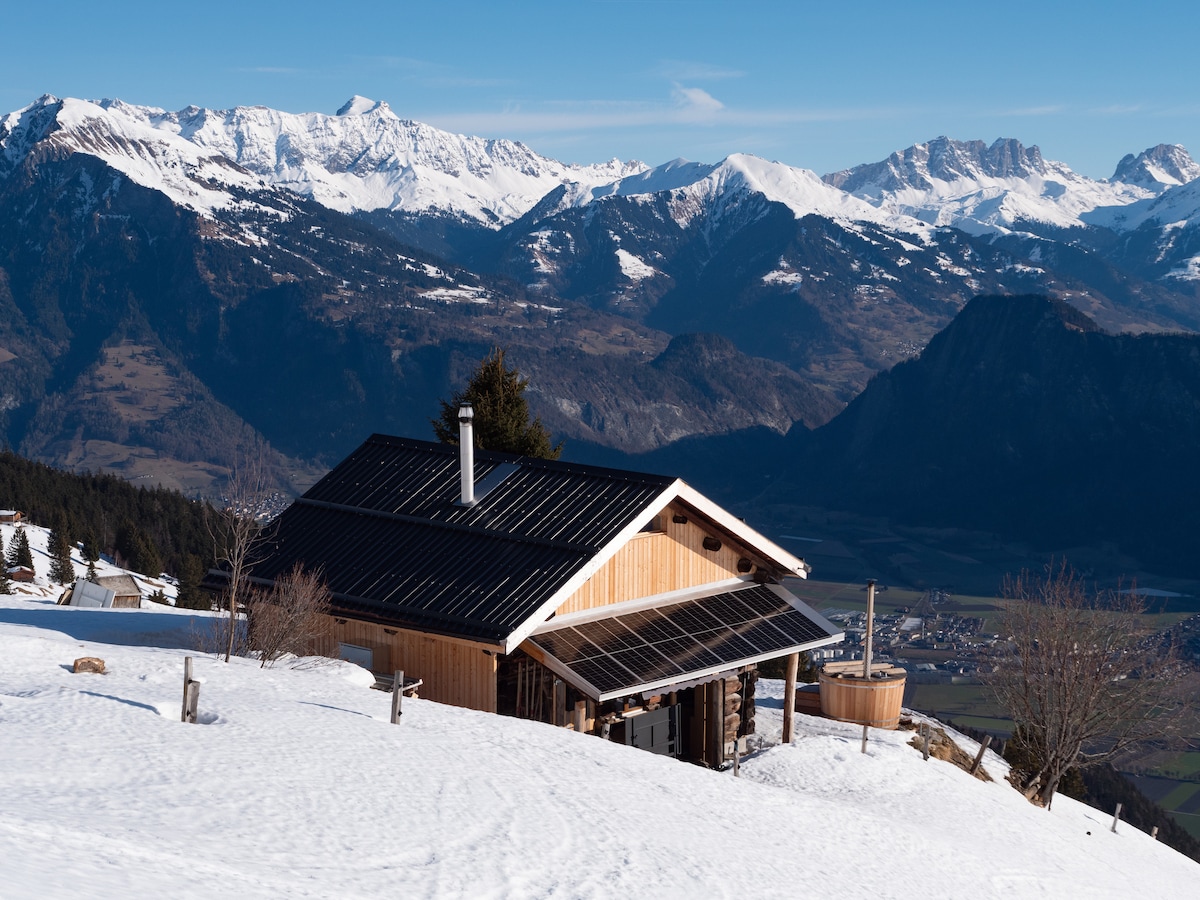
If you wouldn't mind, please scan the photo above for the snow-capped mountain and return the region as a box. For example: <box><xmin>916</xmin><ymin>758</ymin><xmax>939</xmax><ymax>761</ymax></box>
<box><xmin>0</xmin><ymin>95</ymin><xmax>270</xmax><ymax>216</ymax></box>
<box><xmin>823</xmin><ymin>136</ymin><xmax>1155</xmax><ymax>234</ymax></box>
<box><xmin>0</xmin><ymin>94</ymin><xmax>646</xmax><ymax>227</ymax></box>
<box><xmin>567</xmin><ymin>153</ymin><xmax>931</xmax><ymax>236</ymax></box>
<box><xmin>1111</xmin><ymin>143</ymin><xmax>1200</xmax><ymax>190</ymax></box>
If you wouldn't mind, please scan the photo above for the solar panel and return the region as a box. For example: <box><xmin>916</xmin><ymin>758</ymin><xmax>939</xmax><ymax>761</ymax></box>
<box><xmin>528</xmin><ymin>582</ymin><xmax>841</xmax><ymax>699</ymax></box>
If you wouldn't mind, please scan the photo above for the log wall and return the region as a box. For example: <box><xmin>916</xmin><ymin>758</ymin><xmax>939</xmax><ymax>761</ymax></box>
<box><xmin>555</xmin><ymin>502</ymin><xmax>760</xmax><ymax>616</ymax></box>
<box><xmin>324</xmin><ymin>617</ymin><xmax>499</xmax><ymax>712</ymax></box>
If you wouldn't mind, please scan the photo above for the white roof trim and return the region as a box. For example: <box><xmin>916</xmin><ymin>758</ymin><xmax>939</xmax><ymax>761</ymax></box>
<box><xmin>672</xmin><ymin>481</ymin><xmax>810</xmax><ymax>578</ymax></box>
<box><xmin>501</xmin><ymin>480</ymin><xmax>683</xmax><ymax>654</ymax></box>
<box><xmin>502</xmin><ymin>479</ymin><xmax>813</xmax><ymax>654</ymax></box>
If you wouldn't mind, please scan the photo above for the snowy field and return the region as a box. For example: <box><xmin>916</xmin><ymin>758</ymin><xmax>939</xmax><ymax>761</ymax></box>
<box><xmin>1</xmin><ymin>592</ymin><xmax>1197</xmax><ymax>899</ymax></box>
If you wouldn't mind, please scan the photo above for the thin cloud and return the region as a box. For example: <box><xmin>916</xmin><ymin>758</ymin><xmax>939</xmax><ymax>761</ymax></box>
<box><xmin>994</xmin><ymin>105</ymin><xmax>1065</xmax><ymax>117</ymax></box>
<box><xmin>1090</xmin><ymin>104</ymin><xmax>1143</xmax><ymax>116</ymax></box>
<box><xmin>671</xmin><ymin>85</ymin><xmax>724</xmax><ymax>121</ymax></box>
<box><xmin>427</xmin><ymin>97</ymin><xmax>900</xmax><ymax>138</ymax></box>
<box><xmin>233</xmin><ymin>67</ymin><xmax>304</xmax><ymax>75</ymax></box>
<box><xmin>656</xmin><ymin>60</ymin><xmax>745</xmax><ymax>81</ymax></box>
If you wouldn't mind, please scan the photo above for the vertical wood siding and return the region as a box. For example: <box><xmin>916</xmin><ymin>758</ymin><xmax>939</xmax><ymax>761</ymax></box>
<box><xmin>327</xmin><ymin>617</ymin><xmax>498</xmax><ymax>712</ymax></box>
<box><xmin>555</xmin><ymin>503</ymin><xmax>758</xmax><ymax>615</ymax></box>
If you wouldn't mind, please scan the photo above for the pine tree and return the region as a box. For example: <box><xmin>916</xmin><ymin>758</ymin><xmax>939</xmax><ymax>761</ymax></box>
<box><xmin>48</xmin><ymin>519</ymin><xmax>76</xmax><ymax>585</ymax></box>
<box><xmin>175</xmin><ymin>553</ymin><xmax>210</xmax><ymax>610</ymax></box>
<box><xmin>432</xmin><ymin>348</ymin><xmax>563</xmax><ymax>459</ymax></box>
<box><xmin>0</xmin><ymin>533</ymin><xmax>10</xmax><ymax>594</ymax></box>
<box><xmin>8</xmin><ymin>526</ymin><xmax>33</xmax><ymax>572</ymax></box>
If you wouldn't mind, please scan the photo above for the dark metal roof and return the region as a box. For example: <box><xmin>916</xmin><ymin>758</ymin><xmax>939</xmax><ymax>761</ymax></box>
<box><xmin>526</xmin><ymin>582</ymin><xmax>843</xmax><ymax>701</ymax></box>
<box><xmin>252</xmin><ymin>435</ymin><xmax>675</xmax><ymax>643</ymax></box>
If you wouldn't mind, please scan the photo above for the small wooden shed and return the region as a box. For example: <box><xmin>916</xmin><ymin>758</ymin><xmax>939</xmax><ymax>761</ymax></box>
<box><xmin>248</xmin><ymin>420</ymin><xmax>844</xmax><ymax>768</ymax></box>
<box><xmin>61</xmin><ymin>575</ymin><xmax>143</xmax><ymax>608</ymax></box>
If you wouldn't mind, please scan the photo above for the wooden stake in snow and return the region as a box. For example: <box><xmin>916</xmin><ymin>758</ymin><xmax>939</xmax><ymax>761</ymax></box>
<box><xmin>861</xmin><ymin>723</ymin><xmax>869</xmax><ymax>754</ymax></box>
<box><xmin>969</xmin><ymin>735</ymin><xmax>992</xmax><ymax>776</ymax></box>
<box><xmin>1112</xmin><ymin>803</ymin><xmax>1123</xmax><ymax>833</ymax></box>
<box><xmin>181</xmin><ymin>657</ymin><xmax>199</xmax><ymax>723</ymax></box>
<box><xmin>391</xmin><ymin>670</ymin><xmax>404</xmax><ymax>725</ymax></box>
<box><xmin>782</xmin><ymin>652</ymin><xmax>799</xmax><ymax>744</ymax></box>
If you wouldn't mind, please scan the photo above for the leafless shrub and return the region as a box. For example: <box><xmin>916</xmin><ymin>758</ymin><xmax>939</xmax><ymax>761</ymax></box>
<box><xmin>189</xmin><ymin>612</ymin><xmax>251</xmax><ymax>658</ymax></box>
<box><xmin>208</xmin><ymin>438</ymin><xmax>270</xmax><ymax>662</ymax></box>
<box><xmin>986</xmin><ymin>560</ymin><xmax>1189</xmax><ymax>808</ymax></box>
<box><xmin>247</xmin><ymin>564</ymin><xmax>334</xmax><ymax>667</ymax></box>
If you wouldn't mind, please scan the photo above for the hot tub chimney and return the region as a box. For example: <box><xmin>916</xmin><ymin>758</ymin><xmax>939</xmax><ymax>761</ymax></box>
<box><xmin>458</xmin><ymin>404</ymin><xmax>475</xmax><ymax>506</ymax></box>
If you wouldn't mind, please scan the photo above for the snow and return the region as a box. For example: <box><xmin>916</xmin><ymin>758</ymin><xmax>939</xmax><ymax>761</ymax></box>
<box><xmin>1</xmin><ymin>593</ymin><xmax>1196</xmax><ymax>898</ymax></box>
<box><xmin>615</xmin><ymin>248</ymin><xmax>656</xmax><ymax>281</ymax></box>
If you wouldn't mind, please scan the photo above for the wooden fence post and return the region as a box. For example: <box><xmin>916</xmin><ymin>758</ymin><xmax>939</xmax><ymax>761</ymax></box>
<box><xmin>181</xmin><ymin>657</ymin><xmax>192</xmax><ymax>722</ymax></box>
<box><xmin>391</xmin><ymin>670</ymin><xmax>404</xmax><ymax>725</ymax></box>
<box><xmin>782</xmin><ymin>652</ymin><xmax>798</xmax><ymax>744</ymax></box>
<box><xmin>181</xmin><ymin>657</ymin><xmax>199</xmax><ymax>723</ymax></box>
<box><xmin>969</xmin><ymin>735</ymin><xmax>992</xmax><ymax>775</ymax></box>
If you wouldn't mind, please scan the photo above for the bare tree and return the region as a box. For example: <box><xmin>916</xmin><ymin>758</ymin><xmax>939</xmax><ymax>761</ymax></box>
<box><xmin>987</xmin><ymin>561</ymin><xmax>1187</xmax><ymax>808</ymax></box>
<box><xmin>209</xmin><ymin>440</ymin><xmax>271</xmax><ymax>663</ymax></box>
<box><xmin>247</xmin><ymin>564</ymin><xmax>334</xmax><ymax>666</ymax></box>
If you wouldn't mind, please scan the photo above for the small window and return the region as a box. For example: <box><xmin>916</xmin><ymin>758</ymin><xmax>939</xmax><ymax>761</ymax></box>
<box><xmin>639</xmin><ymin>514</ymin><xmax>665</xmax><ymax>534</ymax></box>
<box><xmin>338</xmin><ymin>642</ymin><xmax>375</xmax><ymax>670</ymax></box>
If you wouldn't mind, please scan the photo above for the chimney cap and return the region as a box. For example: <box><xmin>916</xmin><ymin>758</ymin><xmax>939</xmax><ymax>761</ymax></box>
<box><xmin>458</xmin><ymin>403</ymin><xmax>474</xmax><ymax>421</ymax></box>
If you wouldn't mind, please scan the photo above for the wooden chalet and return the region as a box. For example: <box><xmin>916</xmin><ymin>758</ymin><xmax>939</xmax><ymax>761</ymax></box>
<box><xmin>250</xmin><ymin>408</ymin><xmax>842</xmax><ymax>767</ymax></box>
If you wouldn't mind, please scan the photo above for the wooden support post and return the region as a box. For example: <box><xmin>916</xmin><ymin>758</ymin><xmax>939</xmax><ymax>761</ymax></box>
<box><xmin>710</xmin><ymin>678</ymin><xmax>725</xmax><ymax>768</ymax></box>
<box><xmin>1111</xmin><ymin>802</ymin><xmax>1123</xmax><ymax>833</ymax></box>
<box><xmin>969</xmin><ymin>734</ymin><xmax>992</xmax><ymax>776</ymax></box>
<box><xmin>732</xmin><ymin>737</ymin><xmax>740</xmax><ymax>777</ymax></box>
<box><xmin>572</xmin><ymin>699</ymin><xmax>586</xmax><ymax>733</ymax></box>
<box><xmin>181</xmin><ymin>657</ymin><xmax>193</xmax><ymax>723</ymax></box>
<box><xmin>782</xmin><ymin>652</ymin><xmax>798</xmax><ymax>744</ymax></box>
<box><xmin>922</xmin><ymin>723</ymin><xmax>931</xmax><ymax>761</ymax></box>
<box><xmin>553</xmin><ymin>679</ymin><xmax>566</xmax><ymax>728</ymax></box>
<box><xmin>391</xmin><ymin>670</ymin><xmax>404</xmax><ymax>725</ymax></box>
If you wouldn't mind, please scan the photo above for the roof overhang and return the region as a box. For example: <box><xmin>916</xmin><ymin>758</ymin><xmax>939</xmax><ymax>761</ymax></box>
<box><xmin>520</xmin><ymin>577</ymin><xmax>843</xmax><ymax>702</ymax></box>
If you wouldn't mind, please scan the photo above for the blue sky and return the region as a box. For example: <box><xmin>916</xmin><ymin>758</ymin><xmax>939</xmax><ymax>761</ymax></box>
<box><xmin>4</xmin><ymin>1</ymin><xmax>1196</xmax><ymax>179</ymax></box>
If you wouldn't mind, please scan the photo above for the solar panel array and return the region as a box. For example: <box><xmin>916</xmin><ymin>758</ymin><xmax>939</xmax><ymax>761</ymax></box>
<box><xmin>529</xmin><ymin>583</ymin><xmax>838</xmax><ymax>698</ymax></box>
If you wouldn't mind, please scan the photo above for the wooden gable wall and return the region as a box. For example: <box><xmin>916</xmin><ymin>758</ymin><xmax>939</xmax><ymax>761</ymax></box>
<box><xmin>554</xmin><ymin>501</ymin><xmax>764</xmax><ymax>616</ymax></box>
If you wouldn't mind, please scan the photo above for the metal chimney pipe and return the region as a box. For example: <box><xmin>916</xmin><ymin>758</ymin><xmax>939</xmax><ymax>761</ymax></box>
<box><xmin>458</xmin><ymin>404</ymin><xmax>475</xmax><ymax>505</ymax></box>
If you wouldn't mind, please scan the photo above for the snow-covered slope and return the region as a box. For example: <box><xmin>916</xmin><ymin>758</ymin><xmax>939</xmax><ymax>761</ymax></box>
<box><xmin>0</xmin><ymin>94</ymin><xmax>645</xmax><ymax>226</ymax></box>
<box><xmin>0</xmin><ymin>96</ymin><xmax>270</xmax><ymax>216</ymax></box>
<box><xmin>1</xmin><ymin>594</ymin><xmax>1196</xmax><ymax>898</ymax></box>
